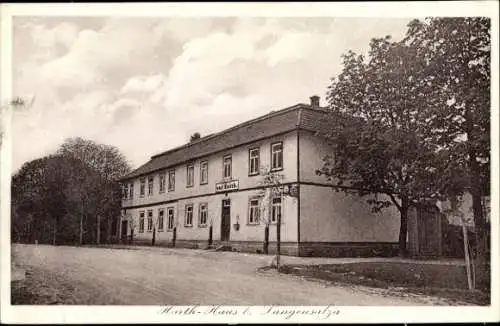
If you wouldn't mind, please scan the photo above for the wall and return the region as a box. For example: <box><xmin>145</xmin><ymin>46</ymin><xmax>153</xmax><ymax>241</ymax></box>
<box><xmin>121</xmin><ymin>131</ymin><xmax>299</xmax><ymax>244</ymax></box>
<box><xmin>299</xmin><ymin>129</ymin><xmax>334</xmax><ymax>184</ymax></box>
<box><xmin>123</xmin><ymin>189</ymin><xmax>298</xmax><ymax>244</ymax></box>
<box><xmin>299</xmin><ymin>184</ymin><xmax>400</xmax><ymax>243</ymax></box>
<box><xmin>122</xmin><ymin>130</ymin><xmax>298</xmax><ymax>207</ymax></box>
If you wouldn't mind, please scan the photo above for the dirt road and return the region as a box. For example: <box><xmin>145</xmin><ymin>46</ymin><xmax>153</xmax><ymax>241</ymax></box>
<box><xmin>11</xmin><ymin>244</ymin><xmax>457</xmax><ymax>305</ymax></box>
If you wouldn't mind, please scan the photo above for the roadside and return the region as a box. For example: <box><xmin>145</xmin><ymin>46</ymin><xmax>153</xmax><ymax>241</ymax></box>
<box><xmin>10</xmin><ymin>244</ymin><xmax>486</xmax><ymax>306</ymax></box>
<box><xmin>11</xmin><ymin>265</ymin><xmax>77</xmax><ymax>305</ymax></box>
<box><xmin>262</xmin><ymin>263</ymin><xmax>490</xmax><ymax>306</ymax></box>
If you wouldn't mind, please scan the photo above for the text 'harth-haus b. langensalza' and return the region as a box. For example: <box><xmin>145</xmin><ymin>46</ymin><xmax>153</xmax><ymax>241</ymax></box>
<box><xmin>118</xmin><ymin>96</ymin><xmax>403</xmax><ymax>257</ymax></box>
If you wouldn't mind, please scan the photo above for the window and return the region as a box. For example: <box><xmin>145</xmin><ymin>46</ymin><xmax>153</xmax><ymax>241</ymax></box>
<box><xmin>271</xmin><ymin>197</ymin><xmax>282</xmax><ymax>224</ymax></box>
<box><xmin>129</xmin><ymin>183</ymin><xmax>134</xmax><ymax>199</ymax></box>
<box><xmin>248</xmin><ymin>198</ymin><xmax>260</xmax><ymax>224</ymax></box>
<box><xmin>200</xmin><ymin>161</ymin><xmax>208</xmax><ymax>185</ymax></box>
<box><xmin>139</xmin><ymin>211</ymin><xmax>145</xmax><ymax>233</ymax></box>
<box><xmin>147</xmin><ymin>210</ymin><xmax>153</xmax><ymax>232</ymax></box>
<box><xmin>199</xmin><ymin>203</ymin><xmax>208</xmax><ymax>227</ymax></box>
<box><xmin>249</xmin><ymin>148</ymin><xmax>260</xmax><ymax>176</ymax></box>
<box><xmin>167</xmin><ymin>207</ymin><xmax>175</xmax><ymax>230</ymax></box>
<box><xmin>271</xmin><ymin>142</ymin><xmax>283</xmax><ymax>171</ymax></box>
<box><xmin>159</xmin><ymin>173</ymin><xmax>166</xmax><ymax>193</ymax></box>
<box><xmin>185</xmin><ymin>204</ymin><xmax>193</xmax><ymax>227</ymax></box>
<box><xmin>223</xmin><ymin>155</ymin><xmax>232</xmax><ymax>179</ymax></box>
<box><xmin>168</xmin><ymin>170</ymin><xmax>175</xmax><ymax>192</ymax></box>
<box><xmin>122</xmin><ymin>185</ymin><xmax>128</xmax><ymax>200</ymax></box>
<box><xmin>148</xmin><ymin>176</ymin><xmax>154</xmax><ymax>196</ymax></box>
<box><xmin>158</xmin><ymin>209</ymin><xmax>164</xmax><ymax>232</ymax></box>
<box><xmin>140</xmin><ymin>178</ymin><xmax>146</xmax><ymax>197</ymax></box>
<box><xmin>186</xmin><ymin>164</ymin><xmax>194</xmax><ymax>187</ymax></box>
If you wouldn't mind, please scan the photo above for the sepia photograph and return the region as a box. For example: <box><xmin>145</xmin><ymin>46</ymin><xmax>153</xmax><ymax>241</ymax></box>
<box><xmin>1</xmin><ymin>1</ymin><xmax>498</xmax><ymax>324</ymax></box>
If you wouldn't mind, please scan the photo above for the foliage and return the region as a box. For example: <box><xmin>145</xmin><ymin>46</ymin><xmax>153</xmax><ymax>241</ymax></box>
<box><xmin>404</xmin><ymin>18</ymin><xmax>491</xmax><ymax>264</ymax></box>
<box><xmin>317</xmin><ymin>17</ymin><xmax>490</xmax><ymax>256</ymax></box>
<box><xmin>12</xmin><ymin>138</ymin><xmax>132</xmax><ymax>245</ymax></box>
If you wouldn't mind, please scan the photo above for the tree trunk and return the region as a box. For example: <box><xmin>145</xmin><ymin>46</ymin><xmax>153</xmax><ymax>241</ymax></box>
<box><xmin>106</xmin><ymin>218</ymin><xmax>112</xmax><ymax>244</ymax></box>
<box><xmin>152</xmin><ymin>226</ymin><xmax>156</xmax><ymax>246</ymax></box>
<box><xmin>399</xmin><ymin>196</ymin><xmax>409</xmax><ymax>257</ymax></box>
<box><xmin>263</xmin><ymin>224</ymin><xmax>269</xmax><ymax>254</ymax></box>
<box><xmin>79</xmin><ymin>201</ymin><xmax>84</xmax><ymax>245</ymax></box>
<box><xmin>52</xmin><ymin>219</ymin><xmax>57</xmax><ymax>245</ymax></box>
<box><xmin>96</xmin><ymin>214</ymin><xmax>101</xmax><ymax>245</ymax></box>
<box><xmin>172</xmin><ymin>227</ymin><xmax>177</xmax><ymax>247</ymax></box>
<box><xmin>468</xmin><ymin>145</ymin><xmax>489</xmax><ymax>290</ymax></box>
<box><xmin>465</xmin><ymin>111</ymin><xmax>489</xmax><ymax>291</ymax></box>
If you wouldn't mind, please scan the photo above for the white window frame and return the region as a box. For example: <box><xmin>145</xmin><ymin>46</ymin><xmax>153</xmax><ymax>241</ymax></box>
<box><xmin>223</xmin><ymin>155</ymin><xmax>232</xmax><ymax>180</ymax></box>
<box><xmin>249</xmin><ymin>147</ymin><xmax>260</xmax><ymax>176</ymax></box>
<box><xmin>270</xmin><ymin>196</ymin><xmax>282</xmax><ymax>224</ymax></box>
<box><xmin>271</xmin><ymin>141</ymin><xmax>284</xmax><ymax>171</ymax></box>
<box><xmin>122</xmin><ymin>185</ymin><xmax>128</xmax><ymax>200</ymax></box>
<box><xmin>139</xmin><ymin>211</ymin><xmax>145</xmax><ymax>233</ymax></box>
<box><xmin>140</xmin><ymin>178</ymin><xmax>146</xmax><ymax>197</ymax></box>
<box><xmin>168</xmin><ymin>170</ymin><xmax>175</xmax><ymax>192</ymax></box>
<box><xmin>159</xmin><ymin>173</ymin><xmax>166</xmax><ymax>194</ymax></box>
<box><xmin>186</xmin><ymin>164</ymin><xmax>195</xmax><ymax>187</ymax></box>
<box><xmin>148</xmin><ymin>176</ymin><xmax>154</xmax><ymax>196</ymax></box>
<box><xmin>158</xmin><ymin>208</ymin><xmax>165</xmax><ymax>232</ymax></box>
<box><xmin>185</xmin><ymin>204</ymin><xmax>194</xmax><ymax>227</ymax></box>
<box><xmin>200</xmin><ymin>160</ymin><xmax>208</xmax><ymax>185</ymax></box>
<box><xmin>147</xmin><ymin>210</ymin><xmax>153</xmax><ymax>232</ymax></box>
<box><xmin>199</xmin><ymin>203</ymin><xmax>208</xmax><ymax>227</ymax></box>
<box><xmin>129</xmin><ymin>183</ymin><xmax>134</xmax><ymax>199</ymax></box>
<box><xmin>167</xmin><ymin>207</ymin><xmax>175</xmax><ymax>231</ymax></box>
<box><xmin>248</xmin><ymin>197</ymin><xmax>260</xmax><ymax>225</ymax></box>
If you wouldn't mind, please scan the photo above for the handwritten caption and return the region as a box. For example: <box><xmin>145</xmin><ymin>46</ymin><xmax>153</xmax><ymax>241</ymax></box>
<box><xmin>159</xmin><ymin>305</ymin><xmax>340</xmax><ymax>321</ymax></box>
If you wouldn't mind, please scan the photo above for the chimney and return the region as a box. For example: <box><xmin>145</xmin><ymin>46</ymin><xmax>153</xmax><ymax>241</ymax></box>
<box><xmin>310</xmin><ymin>95</ymin><xmax>320</xmax><ymax>107</ymax></box>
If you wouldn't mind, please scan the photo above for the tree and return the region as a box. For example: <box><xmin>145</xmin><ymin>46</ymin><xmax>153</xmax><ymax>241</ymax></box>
<box><xmin>318</xmin><ymin>32</ymin><xmax>451</xmax><ymax>256</ymax></box>
<box><xmin>258</xmin><ymin>167</ymin><xmax>292</xmax><ymax>270</ymax></box>
<box><xmin>404</xmin><ymin>17</ymin><xmax>491</xmax><ymax>288</ymax></box>
<box><xmin>11</xmin><ymin>155</ymin><xmax>99</xmax><ymax>245</ymax></box>
<box><xmin>57</xmin><ymin>137</ymin><xmax>131</xmax><ymax>244</ymax></box>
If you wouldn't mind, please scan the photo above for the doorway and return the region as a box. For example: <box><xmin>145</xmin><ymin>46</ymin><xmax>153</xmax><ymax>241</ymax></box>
<box><xmin>121</xmin><ymin>220</ymin><xmax>128</xmax><ymax>242</ymax></box>
<box><xmin>221</xmin><ymin>199</ymin><xmax>231</xmax><ymax>241</ymax></box>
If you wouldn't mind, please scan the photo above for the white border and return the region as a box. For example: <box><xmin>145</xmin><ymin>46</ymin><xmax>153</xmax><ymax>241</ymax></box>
<box><xmin>1</xmin><ymin>1</ymin><xmax>499</xmax><ymax>324</ymax></box>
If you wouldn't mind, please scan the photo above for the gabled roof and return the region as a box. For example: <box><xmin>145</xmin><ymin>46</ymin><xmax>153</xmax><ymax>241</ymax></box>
<box><xmin>119</xmin><ymin>102</ymin><xmax>330</xmax><ymax>181</ymax></box>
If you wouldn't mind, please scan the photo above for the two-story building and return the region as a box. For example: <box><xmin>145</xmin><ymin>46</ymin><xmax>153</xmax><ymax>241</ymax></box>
<box><xmin>118</xmin><ymin>96</ymin><xmax>402</xmax><ymax>257</ymax></box>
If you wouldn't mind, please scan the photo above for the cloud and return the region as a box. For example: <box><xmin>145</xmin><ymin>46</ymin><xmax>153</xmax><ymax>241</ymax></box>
<box><xmin>12</xmin><ymin>16</ymin><xmax>411</xmax><ymax>173</ymax></box>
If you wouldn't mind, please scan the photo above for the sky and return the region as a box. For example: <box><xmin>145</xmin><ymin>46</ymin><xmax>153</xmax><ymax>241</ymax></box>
<box><xmin>11</xmin><ymin>16</ymin><xmax>411</xmax><ymax>173</ymax></box>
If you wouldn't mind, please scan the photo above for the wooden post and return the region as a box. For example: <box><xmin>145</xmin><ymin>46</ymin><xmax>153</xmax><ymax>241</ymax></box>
<box><xmin>264</xmin><ymin>224</ymin><xmax>269</xmax><ymax>254</ymax></box>
<box><xmin>277</xmin><ymin>210</ymin><xmax>281</xmax><ymax>272</ymax></box>
<box><xmin>152</xmin><ymin>226</ymin><xmax>156</xmax><ymax>246</ymax></box>
<box><xmin>208</xmin><ymin>225</ymin><xmax>213</xmax><ymax>247</ymax></box>
<box><xmin>462</xmin><ymin>219</ymin><xmax>474</xmax><ymax>290</ymax></box>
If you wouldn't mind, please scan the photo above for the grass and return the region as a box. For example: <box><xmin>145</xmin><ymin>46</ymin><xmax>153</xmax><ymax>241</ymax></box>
<box><xmin>268</xmin><ymin>262</ymin><xmax>491</xmax><ymax>306</ymax></box>
<box><xmin>11</xmin><ymin>265</ymin><xmax>77</xmax><ymax>305</ymax></box>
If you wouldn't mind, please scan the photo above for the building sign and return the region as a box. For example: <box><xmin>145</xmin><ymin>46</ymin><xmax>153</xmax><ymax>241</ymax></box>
<box><xmin>216</xmin><ymin>180</ymin><xmax>239</xmax><ymax>192</ymax></box>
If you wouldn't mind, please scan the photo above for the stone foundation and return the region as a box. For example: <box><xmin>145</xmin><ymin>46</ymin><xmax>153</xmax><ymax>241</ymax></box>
<box><xmin>125</xmin><ymin>238</ymin><xmax>398</xmax><ymax>258</ymax></box>
<box><xmin>298</xmin><ymin>242</ymin><xmax>399</xmax><ymax>258</ymax></box>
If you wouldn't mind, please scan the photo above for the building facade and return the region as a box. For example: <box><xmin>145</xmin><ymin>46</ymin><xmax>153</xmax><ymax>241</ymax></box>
<box><xmin>119</xmin><ymin>96</ymin><xmax>401</xmax><ymax>257</ymax></box>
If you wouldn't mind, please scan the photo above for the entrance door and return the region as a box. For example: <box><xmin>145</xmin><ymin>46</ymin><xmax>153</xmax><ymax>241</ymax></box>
<box><xmin>121</xmin><ymin>220</ymin><xmax>128</xmax><ymax>241</ymax></box>
<box><xmin>221</xmin><ymin>199</ymin><xmax>231</xmax><ymax>241</ymax></box>
<box><xmin>417</xmin><ymin>206</ymin><xmax>441</xmax><ymax>257</ymax></box>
